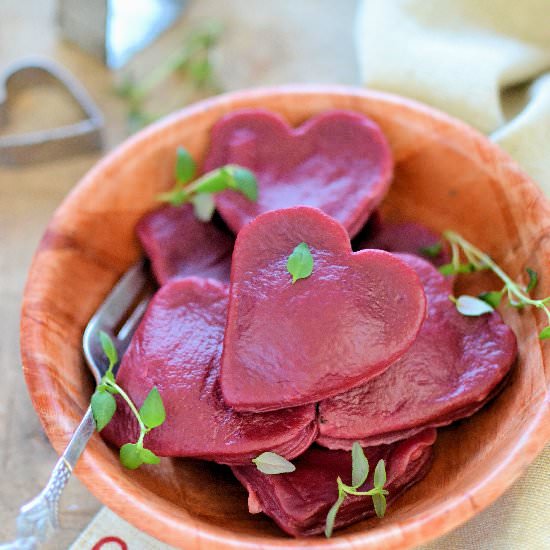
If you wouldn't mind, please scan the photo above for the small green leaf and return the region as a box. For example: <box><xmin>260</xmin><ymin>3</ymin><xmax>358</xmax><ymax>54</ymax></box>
<box><xmin>526</xmin><ymin>268</ymin><xmax>538</xmax><ymax>292</ymax></box>
<box><xmin>419</xmin><ymin>242</ymin><xmax>442</xmax><ymax>258</ymax></box>
<box><xmin>187</xmin><ymin>166</ymin><xmax>258</xmax><ymax>201</ymax></box>
<box><xmin>455</xmin><ymin>262</ymin><xmax>478</xmax><ymax>274</ymax></box>
<box><xmin>99</xmin><ymin>331</ymin><xmax>118</xmax><ymax>366</ymax></box>
<box><xmin>252</xmin><ymin>452</ymin><xmax>296</xmax><ymax>474</ymax></box>
<box><xmin>191</xmin><ymin>193</ymin><xmax>216</xmax><ymax>222</ymax></box>
<box><xmin>373</xmin><ymin>459</ymin><xmax>386</xmax><ymax>489</ymax></box>
<box><xmin>454</xmin><ymin>295</ymin><xmax>494</xmax><ymax>316</ymax></box>
<box><xmin>175</xmin><ymin>146</ymin><xmax>196</xmax><ymax>184</ymax></box>
<box><xmin>478</xmin><ymin>291</ymin><xmax>502</xmax><ymax>308</ymax></box>
<box><xmin>439</xmin><ymin>263</ymin><xmax>454</xmax><ymax>276</ymax></box>
<box><xmin>139</xmin><ymin>387</ymin><xmax>166</xmax><ymax>429</ymax></box>
<box><xmin>351</xmin><ymin>442</ymin><xmax>369</xmax><ymax>488</ymax></box>
<box><xmin>192</xmin><ymin>170</ymin><xmax>230</xmax><ymax>194</ymax></box>
<box><xmin>287</xmin><ymin>242</ymin><xmax>314</xmax><ymax>284</ymax></box>
<box><xmin>91</xmin><ymin>390</ymin><xmax>117</xmax><ymax>431</ymax></box>
<box><xmin>372</xmin><ymin>493</ymin><xmax>387</xmax><ymax>518</ymax></box>
<box><xmin>120</xmin><ymin>443</ymin><xmax>144</xmax><ymax>469</ymax></box>
<box><xmin>230</xmin><ymin>167</ymin><xmax>258</xmax><ymax>201</ymax></box>
<box><xmin>324</xmin><ymin>492</ymin><xmax>345</xmax><ymax>538</ymax></box>
<box><xmin>157</xmin><ymin>188</ymin><xmax>188</xmax><ymax>206</ymax></box>
<box><xmin>439</xmin><ymin>262</ymin><xmax>477</xmax><ymax>276</ymax></box>
<box><xmin>539</xmin><ymin>326</ymin><xmax>550</xmax><ymax>340</ymax></box>
<box><xmin>139</xmin><ymin>447</ymin><xmax>161</xmax><ymax>465</ymax></box>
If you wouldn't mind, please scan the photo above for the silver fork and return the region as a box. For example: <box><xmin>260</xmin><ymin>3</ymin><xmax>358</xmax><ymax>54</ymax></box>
<box><xmin>0</xmin><ymin>261</ymin><xmax>153</xmax><ymax>550</ymax></box>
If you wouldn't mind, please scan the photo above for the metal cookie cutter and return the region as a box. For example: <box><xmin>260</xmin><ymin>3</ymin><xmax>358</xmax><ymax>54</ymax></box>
<box><xmin>0</xmin><ymin>57</ymin><xmax>104</xmax><ymax>165</ymax></box>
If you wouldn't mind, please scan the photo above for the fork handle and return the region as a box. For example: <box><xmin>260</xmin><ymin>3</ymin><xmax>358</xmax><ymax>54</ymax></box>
<box><xmin>0</xmin><ymin>409</ymin><xmax>96</xmax><ymax>549</ymax></box>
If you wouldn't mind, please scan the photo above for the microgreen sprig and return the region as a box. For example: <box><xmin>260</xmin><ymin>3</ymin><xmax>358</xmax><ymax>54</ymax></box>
<box><xmin>158</xmin><ymin>165</ymin><xmax>258</xmax><ymax>206</ymax></box>
<box><xmin>325</xmin><ymin>442</ymin><xmax>388</xmax><ymax>538</ymax></box>
<box><xmin>157</xmin><ymin>147</ymin><xmax>258</xmax><ymax>221</ymax></box>
<box><xmin>439</xmin><ymin>230</ymin><xmax>550</xmax><ymax>338</ymax></box>
<box><xmin>91</xmin><ymin>331</ymin><xmax>166</xmax><ymax>469</ymax></box>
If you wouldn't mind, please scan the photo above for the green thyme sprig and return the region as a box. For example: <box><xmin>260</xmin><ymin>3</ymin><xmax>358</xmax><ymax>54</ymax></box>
<box><xmin>325</xmin><ymin>442</ymin><xmax>388</xmax><ymax>538</ymax></box>
<box><xmin>91</xmin><ymin>331</ymin><xmax>166</xmax><ymax>469</ymax></box>
<box><xmin>438</xmin><ymin>230</ymin><xmax>550</xmax><ymax>338</ymax></box>
<box><xmin>115</xmin><ymin>21</ymin><xmax>223</xmax><ymax>132</ymax></box>
<box><xmin>157</xmin><ymin>147</ymin><xmax>258</xmax><ymax>221</ymax></box>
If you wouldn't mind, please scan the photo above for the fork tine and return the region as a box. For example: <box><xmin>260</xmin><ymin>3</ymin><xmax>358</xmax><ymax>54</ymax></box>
<box><xmin>83</xmin><ymin>260</ymin><xmax>154</xmax><ymax>381</ymax></box>
<box><xmin>91</xmin><ymin>261</ymin><xmax>150</xmax><ymax>329</ymax></box>
<box><xmin>117</xmin><ymin>295</ymin><xmax>151</xmax><ymax>345</ymax></box>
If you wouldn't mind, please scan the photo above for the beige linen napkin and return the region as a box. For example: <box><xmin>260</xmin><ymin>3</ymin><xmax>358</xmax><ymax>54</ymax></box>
<box><xmin>356</xmin><ymin>0</ymin><xmax>550</xmax><ymax>192</ymax></box>
<box><xmin>71</xmin><ymin>2</ymin><xmax>550</xmax><ymax>548</ymax></box>
<box><xmin>70</xmin><ymin>507</ymin><xmax>176</xmax><ymax>549</ymax></box>
<box><xmin>357</xmin><ymin>1</ymin><xmax>550</xmax><ymax>548</ymax></box>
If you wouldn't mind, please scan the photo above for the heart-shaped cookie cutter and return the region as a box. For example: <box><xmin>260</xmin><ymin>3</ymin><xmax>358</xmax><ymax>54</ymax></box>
<box><xmin>0</xmin><ymin>57</ymin><xmax>104</xmax><ymax>165</ymax></box>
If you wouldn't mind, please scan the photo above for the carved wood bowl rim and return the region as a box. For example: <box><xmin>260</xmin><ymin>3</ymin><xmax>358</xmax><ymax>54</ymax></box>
<box><xmin>20</xmin><ymin>85</ymin><xmax>550</xmax><ymax>549</ymax></box>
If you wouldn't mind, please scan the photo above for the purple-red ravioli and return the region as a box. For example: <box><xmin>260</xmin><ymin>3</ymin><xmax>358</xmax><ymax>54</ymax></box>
<box><xmin>137</xmin><ymin>204</ymin><xmax>234</xmax><ymax>285</ymax></box>
<box><xmin>203</xmin><ymin>109</ymin><xmax>393</xmax><ymax>237</ymax></box>
<box><xmin>101</xmin><ymin>277</ymin><xmax>317</xmax><ymax>464</ymax></box>
<box><xmin>232</xmin><ymin>429</ymin><xmax>436</xmax><ymax>537</ymax></box>
<box><xmin>317</xmin><ymin>254</ymin><xmax>517</xmax><ymax>449</ymax></box>
<box><xmin>221</xmin><ymin>206</ymin><xmax>427</xmax><ymax>412</ymax></box>
<box><xmin>354</xmin><ymin>212</ymin><xmax>450</xmax><ymax>268</ymax></box>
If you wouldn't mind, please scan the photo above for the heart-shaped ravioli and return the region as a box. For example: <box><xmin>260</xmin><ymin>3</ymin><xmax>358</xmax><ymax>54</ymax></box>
<box><xmin>232</xmin><ymin>429</ymin><xmax>436</xmax><ymax>537</ymax></box>
<box><xmin>317</xmin><ymin>254</ymin><xmax>517</xmax><ymax>449</ymax></box>
<box><xmin>203</xmin><ymin>109</ymin><xmax>393</xmax><ymax>237</ymax></box>
<box><xmin>102</xmin><ymin>277</ymin><xmax>317</xmax><ymax>464</ymax></box>
<box><xmin>137</xmin><ymin>204</ymin><xmax>234</xmax><ymax>285</ymax></box>
<box><xmin>221</xmin><ymin>207</ymin><xmax>427</xmax><ymax>412</ymax></box>
<box><xmin>353</xmin><ymin>212</ymin><xmax>450</xmax><ymax>268</ymax></box>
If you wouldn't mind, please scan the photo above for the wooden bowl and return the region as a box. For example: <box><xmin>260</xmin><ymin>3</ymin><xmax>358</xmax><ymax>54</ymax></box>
<box><xmin>20</xmin><ymin>86</ymin><xmax>550</xmax><ymax>549</ymax></box>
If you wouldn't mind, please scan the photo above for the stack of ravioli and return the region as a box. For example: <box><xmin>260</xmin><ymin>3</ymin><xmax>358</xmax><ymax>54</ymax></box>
<box><xmin>103</xmin><ymin>109</ymin><xmax>517</xmax><ymax>537</ymax></box>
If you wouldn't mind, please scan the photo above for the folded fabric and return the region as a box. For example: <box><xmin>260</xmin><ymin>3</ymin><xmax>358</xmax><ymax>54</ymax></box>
<box><xmin>356</xmin><ymin>0</ymin><xmax>550</xmax><ymax>192</ymax></box>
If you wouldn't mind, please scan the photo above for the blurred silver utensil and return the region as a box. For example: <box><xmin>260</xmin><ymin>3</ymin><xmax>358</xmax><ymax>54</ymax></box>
<box><xmin>0</xmin><ymin>261</ymin><xmax>153</xmax><ymax>550</ymax></box>
<box><xmin>58</xmin><ymin>0</ymin><xmax>188</xmax><ymax>68</ymax></box>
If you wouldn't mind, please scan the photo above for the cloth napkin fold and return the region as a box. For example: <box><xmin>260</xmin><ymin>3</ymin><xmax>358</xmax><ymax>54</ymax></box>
<box><xmin>356</xmin><ymin>0</ymin><xmax>550</xmax><ymax>193</ymax></box>
<box><xmin>72</xmin><ymin>2</ymin><xmax>550</xmax><ymax>548</ymax></box>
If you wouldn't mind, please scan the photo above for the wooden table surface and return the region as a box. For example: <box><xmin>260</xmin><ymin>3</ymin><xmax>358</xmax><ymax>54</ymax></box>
<box><xmin>0</xmin><ymin>0</ymin><xmax>358</xmax><ymax>547</ymax></box>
